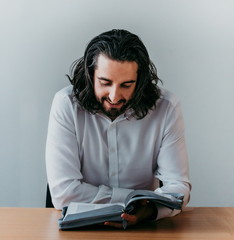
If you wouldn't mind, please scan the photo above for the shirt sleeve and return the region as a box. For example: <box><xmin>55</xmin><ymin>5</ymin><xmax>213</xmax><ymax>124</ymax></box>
<box><xmin>46</xmin><ymin>91</ymin><xmax>133</xmax><ymax>209</ymax></box>
<box><xmin>154</xmin><ymin>100</ymin><xmax>191</xmax><ymax>219</ymax></box>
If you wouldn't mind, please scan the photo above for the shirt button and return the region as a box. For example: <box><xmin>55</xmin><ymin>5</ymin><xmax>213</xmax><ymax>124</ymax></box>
<box><xmin>110</xmin><ymin>147</ymin><xmax>115</xmax><ymax>152</ymax></box>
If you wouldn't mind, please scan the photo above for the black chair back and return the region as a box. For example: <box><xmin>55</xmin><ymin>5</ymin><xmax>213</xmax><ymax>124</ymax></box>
<box><xmin>46</xmin><ymin>184</ymin><xmax>54</xmax><ymax>208</ymax></box>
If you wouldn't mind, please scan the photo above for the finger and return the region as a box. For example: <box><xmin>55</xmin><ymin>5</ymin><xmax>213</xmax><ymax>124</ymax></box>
<box><xmin>121</xmin><ymin>213</ymin><xmax>138</xmax><ymax>225</ymax></box>
<box><xmin>104</xmin><ymin>221</ymin><xmax>124</xmax><ymax>229</ymax></box>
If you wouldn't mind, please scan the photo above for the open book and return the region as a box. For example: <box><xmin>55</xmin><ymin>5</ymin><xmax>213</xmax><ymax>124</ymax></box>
<box><xmin>58</xmin><ymin>190</ymin><xmax>184</xmax><ymax>230</ymax></box>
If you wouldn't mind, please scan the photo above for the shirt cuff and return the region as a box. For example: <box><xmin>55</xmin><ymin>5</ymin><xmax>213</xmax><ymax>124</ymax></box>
<box><xmin>156</xmin><ymin>206</ymin><xmax>181</xmax><ymax>220</ymax></box>
<box><xmin>91</xmin><ymin>185</ymin><xmax>112</xmax><ymax>203</ymax></box>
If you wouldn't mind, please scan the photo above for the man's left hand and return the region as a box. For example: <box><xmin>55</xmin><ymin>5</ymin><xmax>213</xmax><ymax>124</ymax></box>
<box><xmin>104</xmin><ymin>200</ymin><xmax>157</xmax><ymax>229</ymax></box>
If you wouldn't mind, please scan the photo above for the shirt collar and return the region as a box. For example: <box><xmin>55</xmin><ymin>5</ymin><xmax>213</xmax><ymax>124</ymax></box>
<box><xmin>95</xmin><ymin>108</ymin><xmax>135</xmax><ymax>122</ymax></box>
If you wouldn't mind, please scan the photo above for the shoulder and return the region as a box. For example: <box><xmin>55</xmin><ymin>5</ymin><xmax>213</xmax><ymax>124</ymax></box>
<box><xmin>53</xmin><ymin>85</ymin><xmax>80</xmax><ymax>108</ymax></box>
<box><xmin>54</xmin><ymin>85</ymin><xmax>73</xmax><ymax>100</ymax></box>
<box><xmin>149</xmin><ymin>88</ymin><xmax>181</xmax><ymax>118</ymax></box>
<box><xmin>159</xmin><ymin>88</ymin><xmax>180</xmax><ymax>108</ymax></box>
<box><xmin>50</xmin><ymin>85</ymin><xmax>84</xmax><ymax>120</ymax></box>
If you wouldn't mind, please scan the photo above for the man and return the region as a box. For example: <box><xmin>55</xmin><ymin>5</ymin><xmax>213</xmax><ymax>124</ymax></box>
<box><xmin>46</xmin><ymin>29</ymin><xmax>191</xmax><ymax>228</ymax></box>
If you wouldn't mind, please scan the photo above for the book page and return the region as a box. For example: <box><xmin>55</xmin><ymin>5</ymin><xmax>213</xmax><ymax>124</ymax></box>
<box><xmin>124</xmin><ymin>190</ymin><xmax>184</xmax><ymax>211</ymax></box>
<box><xmin>64</xmin><ymin>202</ymin><xmax>123</xmax><ymax>219</ymax></box>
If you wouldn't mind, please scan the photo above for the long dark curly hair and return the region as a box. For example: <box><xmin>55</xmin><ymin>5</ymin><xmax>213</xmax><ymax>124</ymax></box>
<box><xmin>67</xmin><ymin>29</ymin><xmax>161</xmax><ymax>119</ymax></box>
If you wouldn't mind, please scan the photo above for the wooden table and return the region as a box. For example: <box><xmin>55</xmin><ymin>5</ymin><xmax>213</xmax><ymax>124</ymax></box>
<box><xmin>1</xmin><ymin>207</ymin><xmax>234</xmax><ymax>240</ymax></box>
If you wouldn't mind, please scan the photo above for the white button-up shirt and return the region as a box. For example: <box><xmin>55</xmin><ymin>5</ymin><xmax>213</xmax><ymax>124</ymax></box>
<box><xmin>46</xmin><ymin>86</ymin><xmax>191</xmax><ymax>220</ymax></box>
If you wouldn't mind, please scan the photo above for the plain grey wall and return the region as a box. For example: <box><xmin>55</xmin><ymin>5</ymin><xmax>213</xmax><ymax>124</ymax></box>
<box><xmin>1</xmin><ymin>0</ymin><xmax>234</xmax><ymax>207</ymax></box>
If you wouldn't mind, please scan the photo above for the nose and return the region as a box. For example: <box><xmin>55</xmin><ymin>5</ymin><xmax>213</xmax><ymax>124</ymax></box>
<box><xmin>108</xmin><ymin>86</ymin><xmax>122</xmax><ymax>103</ymax></box>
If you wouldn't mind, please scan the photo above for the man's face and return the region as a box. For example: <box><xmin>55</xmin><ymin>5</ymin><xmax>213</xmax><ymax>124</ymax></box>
<box><xmin>94</xmin><ymin>54</ymin><xmax>138</xmax><ymax>120</ymax></box>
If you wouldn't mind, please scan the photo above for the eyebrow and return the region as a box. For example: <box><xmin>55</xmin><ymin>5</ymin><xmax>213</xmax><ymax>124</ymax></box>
<box><xmin>97</xmin><ymin>77</ymin><xmax>136</xmax><ymax>84</ymax></box>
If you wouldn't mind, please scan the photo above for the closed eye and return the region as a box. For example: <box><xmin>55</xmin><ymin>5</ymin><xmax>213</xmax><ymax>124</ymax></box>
<box><xmin>98</xmin><ymin>77</ymin><xmax>136</xmax><ymax>88</ymax></box>
<box><xmin>121</xmin><ymin>83</ymin><xmax>132</xmax><ymax>88</ymax></box>
<box><xmin>121</xmin><ymin>81</ymin><xmax>136</xmax><ymax>88</ymax></box>
<box><xmin>100</xmin><ymin>81</ymin><xmax>111</xmax><ymax>86</ymax></box>
<box><xmin>99</xmin><ymin>78</ymin><xmax>112</xmax><ymax>86</ymax></box>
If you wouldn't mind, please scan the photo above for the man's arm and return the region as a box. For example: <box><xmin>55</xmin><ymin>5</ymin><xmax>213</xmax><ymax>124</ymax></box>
<box><xmin>105</xmin><ymin>98</ymin><xmax>191</xmax><ymax>227</ymax></box>
<box><xmin>154</xmin><ymin>100</ymin><xmax>191</xmax><ymax>219</ymax></box>
<box><xmin>46</xmin><ymin>90</ymin><xmax>133</xmax><ymax>209</ymax></box>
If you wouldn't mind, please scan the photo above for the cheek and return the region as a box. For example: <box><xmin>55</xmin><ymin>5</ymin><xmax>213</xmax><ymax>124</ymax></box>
<box><xmin>94</xmin><ymin>86</ymin><xmax>107</xmax><ymax>100</ymax></box>
<box><xmin>125</xmin><ymin>88</ymin><xmax>135</xmax><ymax>100</ymax></box>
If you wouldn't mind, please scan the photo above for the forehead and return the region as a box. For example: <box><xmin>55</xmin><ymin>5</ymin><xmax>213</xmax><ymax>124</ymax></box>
<box><xmin>95</xmin><ymin>54</ymin><xmax>138</xmax><ymax>81</ymax></box>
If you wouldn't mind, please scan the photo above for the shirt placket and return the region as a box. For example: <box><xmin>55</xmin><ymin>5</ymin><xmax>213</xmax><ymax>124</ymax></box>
<box><xmin>107</xmin><ymin>122</ymin><xmax>119</xmax><ymax>188</ymax></box>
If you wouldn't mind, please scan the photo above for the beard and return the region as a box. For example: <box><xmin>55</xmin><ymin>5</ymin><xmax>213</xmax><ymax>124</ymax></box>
<box><xmin>97</xmin><ymin>97</ymin><xmax>131</xmax><ymax>120</ymax></box>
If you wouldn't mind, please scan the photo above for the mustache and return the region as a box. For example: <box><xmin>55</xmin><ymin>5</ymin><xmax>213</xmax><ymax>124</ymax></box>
<box><xmin>101</xmin><ymin>97</ymin><xmax>126</xmax><ymax>104</ymax></box>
